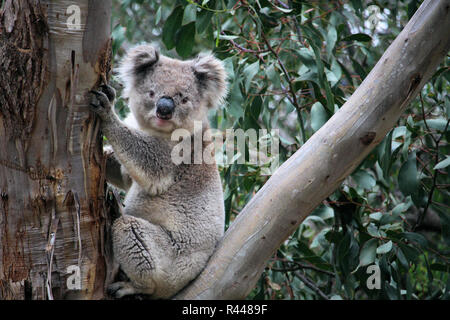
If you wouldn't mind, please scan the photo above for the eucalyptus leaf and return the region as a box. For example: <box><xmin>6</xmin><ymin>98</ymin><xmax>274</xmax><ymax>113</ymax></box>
<box><xmin>434</xmin><ymin>156</ymin><xmax>450</xmax><ymax>170</ymax></box>
<box><xmin>196</xmin><ymin>10</ymin><xmax>213</xmax><ymax>34</ymax></box>
<box><xmin>369</xmin><ymin>211</ymin><xmax>383</xmax><ymax>221</ymax></box>
<box><xmin>182</xmin><ymin>4</ymin><xmax>197</xmax><ymax>25</ymax></box>
<box><xmin>162</xmin><ymin>6</ymin><xmax>184</xmax><ymax>50</ymax></box>
<box><xmin>266</xmin><ymin>64</ymin><xmax>281</xmax><ymax>89</ymax></box>
<box><xmin>342</xmin><ymin>33</ymin><xmax>372</xmax><ymax>42</ymax></box>
<box><xmin>398</xmin><ymin>152</ymin><xmax>418</xmax><ymax>200</ymax></box>
<box><xmin>402</xmin><ymin>232</ymin><xmax>428</xmax><ymax>248</ymax></box>
<box><xmin>326</xmin><ymin>26</ymin><xmax>337</xmax><ymax>58</ymax></box>
<box><xmin>352</xmin><ymin>170</ymin><xmax>376</xmax><ymax>190</ymax></box>
<box><xmin>155</xmin><ymin>6</ymin><xmax>162</xmax><ymax>25</ymax></box>
<box><xmin>376</xmin><ymin>241</ymin><xmax>393</xmax><ymax>254</ymax></box>
<box><xmin>218</xmin><ymin>34</ymin><xmax>239</xmax><ymax>40</ymax></box>
<box><xmin>176</xmin><ymin>22</ymin><xmax>196</xmax><ymax>58</ymax></box>
<box><xmin>416</xmin><ymin>118</ymin><xmax>449</xmax><ymax>131</ymax></box>
<box><xmin>445</xmin><ymin>96</ymin><xmax>450</xmax><ymax>118</ymax></box>
<box><xmin>359</xmin><ymin>238</ymin><xmax>378</xmax><ymax>266</ymax></box>
<box><xmin>243</xmin><ymin>61</ymin><xmax>260</xmax><ymax>92</ymax></box>
<box><xmin>310</xmin><ymin>102</ymin><xmax>329</xmax><ymax>132</ymax></box>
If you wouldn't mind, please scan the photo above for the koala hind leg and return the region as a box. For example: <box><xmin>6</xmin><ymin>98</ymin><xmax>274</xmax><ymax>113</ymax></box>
<box><xmin>109</xmin><ymin>215</ymin><xmax>178</xmax><ymax>298</ymax></box>
<box><xmin>107</xmin><ymin>281</ymin><xmax>140</xmax><ymax>298</ymax></box>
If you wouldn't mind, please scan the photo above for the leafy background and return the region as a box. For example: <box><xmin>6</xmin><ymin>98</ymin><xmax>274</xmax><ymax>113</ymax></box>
<box><xmin>110</xmin><ymin>0</ymin><xmax>449</xmax><ymax>300</ymax></box>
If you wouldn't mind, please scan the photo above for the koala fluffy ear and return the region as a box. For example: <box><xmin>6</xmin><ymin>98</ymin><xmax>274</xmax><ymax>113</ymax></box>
<box><xmin>118</xmin><ymin>45</ymin><xmax>160</xmax><ymax>97</ymax></box>
<box><xmin>192</xmin><ymin>54</ymin><xmax>228</xmax><ymax>108</ymax></box>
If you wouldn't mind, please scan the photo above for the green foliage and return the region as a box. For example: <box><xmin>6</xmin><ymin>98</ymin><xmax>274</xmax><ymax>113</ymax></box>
<box><xmin>112</xmin><ymin>0</ymin><xmax>449</xmax><ymax>300</ymax></box>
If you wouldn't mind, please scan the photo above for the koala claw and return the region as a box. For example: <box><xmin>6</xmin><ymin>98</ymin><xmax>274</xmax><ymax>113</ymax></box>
<box><xmin>90</xmin><ymin>88</ymin><xmax>112</xmax><ymax>119</ymax></box>
<box><xmin>107</xmin><ymin>281</ymin><xmax>137</xmax><ymax>299</ymax></box>
<box><xmin>100</xmin><ymin>84</ymin><xmax>116</xmax><ymax>102</ymax></box>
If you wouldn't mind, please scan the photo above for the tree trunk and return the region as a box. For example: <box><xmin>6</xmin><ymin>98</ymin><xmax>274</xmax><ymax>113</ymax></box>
<box><xmin>0</xmin><ymin>0</ymin><xmax>112</xmax><ymax>299</ymax></box>
<box><xmin>175</xmin><ymin>0</ymin><xmax>450</xmax><ymax>299</ymax></box>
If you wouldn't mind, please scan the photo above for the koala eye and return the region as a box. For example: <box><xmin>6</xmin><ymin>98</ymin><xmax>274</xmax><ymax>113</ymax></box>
<box><xmin>149</xmin><ymin>90</ymin><xmax>155</xmax><ymax>98</ymax></box>
<box><xmin>181</xmin><ymin>97</ymin><xmax>189</xmax><ymax>104</ymax></box>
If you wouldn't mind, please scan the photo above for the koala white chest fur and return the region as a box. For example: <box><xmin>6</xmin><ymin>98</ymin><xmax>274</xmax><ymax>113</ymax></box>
<box><xmin>90</xmin><ymin>45</ymin><xmax>228</xmax><ymax>299</ymax></box>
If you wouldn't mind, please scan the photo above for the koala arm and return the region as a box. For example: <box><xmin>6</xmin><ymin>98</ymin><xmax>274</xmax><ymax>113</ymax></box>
<box><xmin>105</xmin><ymin>149</ymin><xmax>132</xmax><ymax>191</ymax></box>
<box><xmin>91</xmin><ymin>88</ymin><xmax>175</xmax><ymax>195</ymax></box>
<box><xmin>105</xmin><ymin>120</ymin><xmax>175</xmax><ymax>195</ymax></box>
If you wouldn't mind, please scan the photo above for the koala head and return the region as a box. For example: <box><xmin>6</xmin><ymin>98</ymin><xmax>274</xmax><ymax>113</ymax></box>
<box><xmin>118</xmin><ymin>45</ymin><xmax>227</xmax><ymax>138</ymax></box>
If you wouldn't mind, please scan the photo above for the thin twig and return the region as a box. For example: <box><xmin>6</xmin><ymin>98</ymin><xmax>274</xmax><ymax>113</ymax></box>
<box><xmin>280</xmin><ymin>260</ymin><xmax>295</xmax><ymax>299</ymax></box>
<box><xmin>261</xmin><ymin>32</ymin><xmax>306</xmax><ymax>143</ymax></box>
<box><xmin>73</xmin><ymin>192</ymin><xmax>83</xmax><ymax>268</ymax></box>
<box><xmin>275</xmin><ymin>0</ymin><xmax>290</xmax><ymax>10</ymax></box>
<box><xmin>420</xmin><ymin>93</ymin><xmax>437</xmax><ymax>144</ymax></box>
<box><xmin>270</xmin><ymin>258</ymin><xmax>335</xmax><ymax>277</ymax></box>
<box><xmin>225</xmin><ymin>35</ymin><xmax>269</xmax><ymax>54</ymax></box>
<box><xmin>288</xmin><ymin>0</ymin><xmax>303</xmax><ymax>44</ymax></box>
<box><xmin>295</xmin><ymin>271</ymin><xmax>329</xmax><ymax>300</ymax></box>
<box><xmin>414</xmin><ymin>94</ymin><xmax>450</xmax><ymax>230</ymax></box>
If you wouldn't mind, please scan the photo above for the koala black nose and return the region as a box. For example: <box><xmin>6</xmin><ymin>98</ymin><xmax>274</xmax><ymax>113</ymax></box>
<box><xmin>156</xmin><ymin>97</ymin><xmax>175</xmax><ymax>120</ymax></box>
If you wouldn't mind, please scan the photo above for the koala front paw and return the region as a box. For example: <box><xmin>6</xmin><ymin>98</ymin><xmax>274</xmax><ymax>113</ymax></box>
<box><xmin>103</xmin><ymin>144</ymin><xmax>114</xmax><ymax>157</ymax></box>
<box><xmin>89</xmin><ymin>84</ymin><xmax>115</xmax><ymax>120</ymax></box>
<box><xmin>100</xmin><ymin>84</ymin><xmax>116</xmax><ymax>102</ymax></box>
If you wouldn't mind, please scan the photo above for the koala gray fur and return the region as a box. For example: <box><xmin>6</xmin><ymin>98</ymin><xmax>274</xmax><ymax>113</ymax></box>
<box><xmin>90</xmin><ymin>45</ymin><xmax>227</xmax><ymax>299</ymax></box>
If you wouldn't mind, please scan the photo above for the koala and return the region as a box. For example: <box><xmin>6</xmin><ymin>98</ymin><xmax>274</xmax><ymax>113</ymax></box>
<box><xmin>90</xmin><ymin>45</ymin><xmax>227</xmax><ymax>299</ymax></box>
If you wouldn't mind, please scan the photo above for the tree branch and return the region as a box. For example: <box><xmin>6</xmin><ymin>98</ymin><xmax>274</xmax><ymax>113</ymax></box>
<box><xmin>175</xmin><ymin>0</ymin><xmax>450</xmax><ymax>300</ymax></box>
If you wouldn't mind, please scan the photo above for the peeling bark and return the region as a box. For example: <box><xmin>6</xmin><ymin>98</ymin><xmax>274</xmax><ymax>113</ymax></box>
<box><xmin>0</xmin><ymin>0</ymin><xmax>113</xmax><ymax>299</ymax></box>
